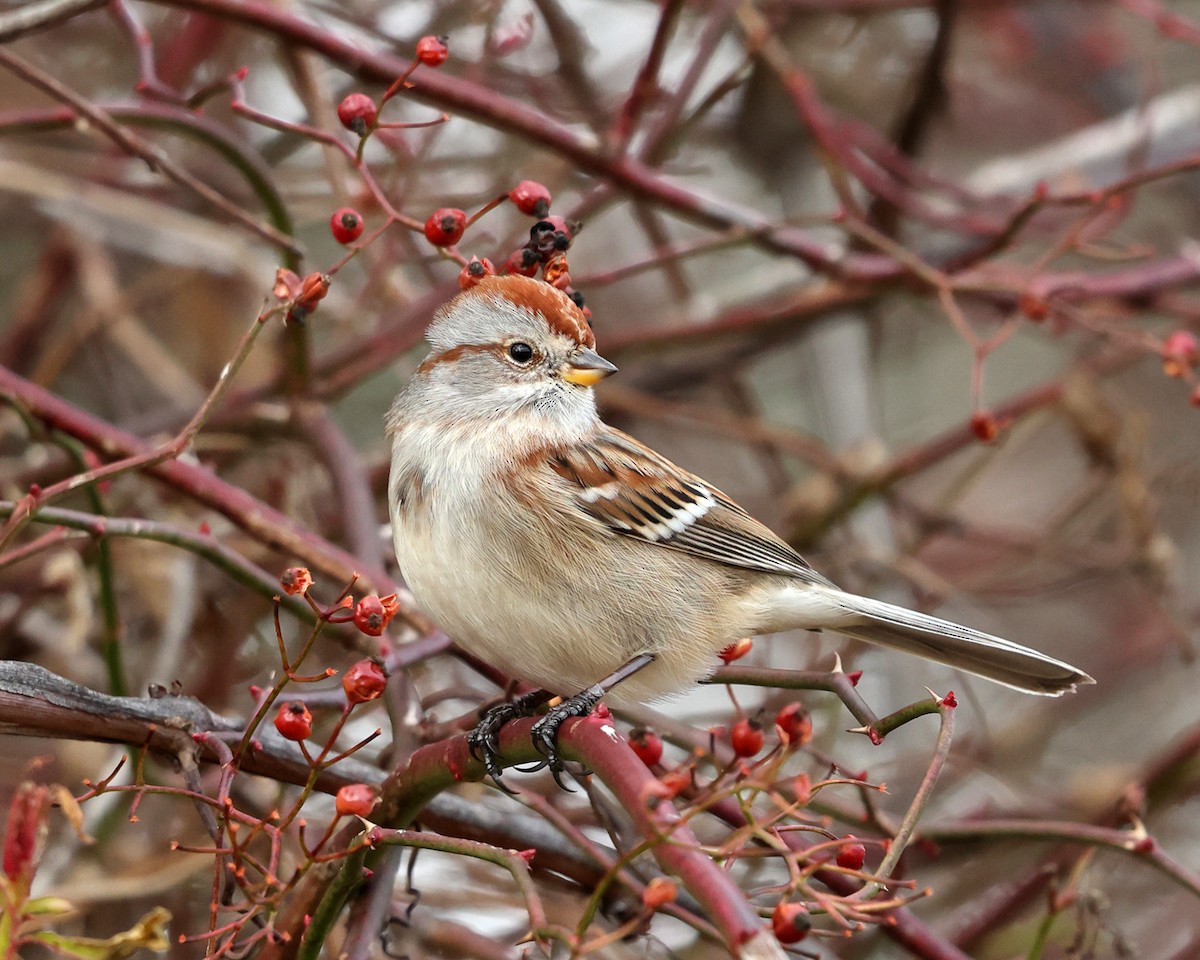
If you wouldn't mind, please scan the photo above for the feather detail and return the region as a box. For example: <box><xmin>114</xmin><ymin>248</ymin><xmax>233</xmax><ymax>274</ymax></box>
<box><xmin>543</xmin><ymin>427</ymin><xmax>835</xmax><ymax>586</ymax></box>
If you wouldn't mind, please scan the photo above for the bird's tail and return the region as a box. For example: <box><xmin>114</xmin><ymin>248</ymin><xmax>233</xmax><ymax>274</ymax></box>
<box><xmin>827</xmin><ymin>593</ymin><xmax>1093</xmax><ymax>696</ymax></box>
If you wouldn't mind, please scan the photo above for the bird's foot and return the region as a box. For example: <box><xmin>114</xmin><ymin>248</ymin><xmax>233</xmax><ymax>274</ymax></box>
<box><xmin>530</xmin><ymin>685</ymin><xmax>603</xmax><ymax>791</ymax></box>
<box><xmin>467</xmin><ymin>690</ymin><xmax>550</xmax><ymax>790</ymax></box>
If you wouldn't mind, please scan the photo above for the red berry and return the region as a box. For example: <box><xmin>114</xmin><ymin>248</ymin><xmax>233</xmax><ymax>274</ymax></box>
<box><xmin>458</xmin><ymin>256</ymin><xmax>495</xmax><ymax>290</ymax></box>
<box><xmin>836</xmin><ymin>836</ymin><xmax>866</xmax><ymax>871</ymax></box>
<box><xmin>718</xmin><ymin>638</ymin><xmax>752</xmax><ymax>663</ymax></box>
<box><xmin>771</xmin><ymin>901</ymin><xmax>811</xmax><ymax>944</ymax></box>
<box><xmin>774</xmin><ymin>702</ymin><xmax>812</xmax><ymax>747</ymax></box>
<box><xmin>280</xmin><ymin>566</ymin><xmax>313</xmax><ymax>596</ymax></box>
<box><xmin>1017</xmin><ymin>291</ymin><xmax>1049</xmax><ymax>321</ymax></box>
<box><xmin>970</xmin><ymin>410</ymin><xmax>1000</xmax><ymax>443</ymax></box>
<box><xmin>629</xmin><ymin>728</ymin><xmax>663</xmax><ymax>767</ymax></box>
<box><xmin>502</xmin><ymin>247</ymin><xmax>541</xmax><ymax>277</ymax></box>
<box><xmin>1162</xmin><ymin>330</ymin><xmax>1199</xmax><ymax>378</ymax></box>
<box><xmin>342</xmin><ymin>659</ymin><xmax>387</xmax><ymax>704</ymax></box>
<box><xmin>423</xmin><ymin>207</ymin><xmax>467</xmax><ymax>247</ymax></box>
<box><xmin>509</xmin><ymin>180</ymin><xmax>552</xmax><ymax>218</ymax></box>
<box><xmin>352</xmin><ymin>595</ymin><xmax>388</xmax><ymax>636</ymax></box>
<box><xmin>415</xmin><ymin>35</ymin><xmax>449</xmax><ymax>67</ymax></box>
<box><xmin>335</xmin><ymin>783</ymin><xmax>378</xmax><ymax>818</ymax></box>
<box><xmin>730</xmin><ymin>717</ymin><xmax>764</xmax><ymax>758</ymax></box>
<box><xmin>641</xmin><ymin>877</ymin><xmax>677</xmax><ymax>911</ymax></box>
<box><xmin>337</xmin><ymin>93</ymin><xmax>377</xmax><ymax>135</ymax></box>
<box><xmin>273</xmin><ymin>702</ymin><xmax>312</xmax><ymax>741</ymax></box>
<box><xmin>330</xmin><ymin>207</ymin><xmax>364</xmax><ymax>244</ymax></box>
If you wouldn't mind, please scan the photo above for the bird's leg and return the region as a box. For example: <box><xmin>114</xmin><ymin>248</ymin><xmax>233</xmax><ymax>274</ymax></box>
<box><xmin>468</xmin><ymin>688</ymin><xmax>553</xmax><ymax>787</ymax></box>
<box><xmin>531</xmin><ymin>652</ymin><xmax>656</xmax><ymax>789</ymax></box>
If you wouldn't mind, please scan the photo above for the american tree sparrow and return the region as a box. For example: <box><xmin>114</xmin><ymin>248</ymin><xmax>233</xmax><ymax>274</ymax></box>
<box><xmin>387</xmin><ymin>276</ymin><xmax>1092</xmax><ymax>779</ymax></box>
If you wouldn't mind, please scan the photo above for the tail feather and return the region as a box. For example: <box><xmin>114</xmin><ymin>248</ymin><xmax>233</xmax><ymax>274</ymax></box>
<box><xmin>832</xmin><ymin>594</ymin><xmax>1093</xmax><ymax>696</ymax></box>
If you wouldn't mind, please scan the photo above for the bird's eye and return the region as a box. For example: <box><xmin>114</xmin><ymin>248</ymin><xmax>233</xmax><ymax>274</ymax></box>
<box><xmin>508</xmin><ymin>342</ymin><xmax>535</xmax><ymax>364</ymax></box>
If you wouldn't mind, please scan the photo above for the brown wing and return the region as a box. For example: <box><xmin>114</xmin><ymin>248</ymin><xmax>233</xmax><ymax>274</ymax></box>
<box><xmin>547</xmin><ymin>427</ymin><xmax>835</xmax><ymax>587</ymax></box>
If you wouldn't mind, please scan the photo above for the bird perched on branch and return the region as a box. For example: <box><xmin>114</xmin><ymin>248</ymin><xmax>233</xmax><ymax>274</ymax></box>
<box><xmin>387</xmin><ymin>275</ymin><xmax>1092</xmax><ymax>781</ymax></box>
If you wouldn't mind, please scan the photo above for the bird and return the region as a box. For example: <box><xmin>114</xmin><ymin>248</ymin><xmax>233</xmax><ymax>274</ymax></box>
<box><xmin>386</xmin><ymin>274</ymin><xmax>1092</xmax><ymax>779</ymax></box>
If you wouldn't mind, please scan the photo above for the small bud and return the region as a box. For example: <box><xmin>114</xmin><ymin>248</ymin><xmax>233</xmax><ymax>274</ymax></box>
<box><xmin>938</xmin><ymin>690</ymin><xmax>958</xmax><ymax>709</ymax></box>
<box><xmin>846</xmin><ymin>669</ymin><xmax>863</xmax><ymax>686</ymax></box>
<box><xmin>641</xmin><ymin>877</ymin><xmax>677</xmax><ymax>911</ymax></box>
<box><xmin>1018</xmin><ymin>291</ymin><xmax>1049</xmax><ymax>321</ymax></box>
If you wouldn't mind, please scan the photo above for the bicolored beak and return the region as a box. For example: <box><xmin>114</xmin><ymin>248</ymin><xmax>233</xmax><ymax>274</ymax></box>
<box><xmin>560</xmin><ymin>347</ymin><xmax>618</xmax><ymax>386</ymax></box>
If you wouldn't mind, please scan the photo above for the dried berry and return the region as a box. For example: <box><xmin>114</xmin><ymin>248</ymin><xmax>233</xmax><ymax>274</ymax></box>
<box><xmin>415</xmin><ymin>35</ymin><xmax>449</xmax><ymax>67</ymax></box>
<box><xmin>1162</xmin><ymin>330</ymin><xmax>1199</xmax><ymax>378</ymax></box>
<box><xmin>330</xmin><ymin>207</ymin><xmax>364</xmax><ymax>244</ymax></box>
<box><xmin>774</xmin><ymin>702</ymin><xmax>812</xmax><ymax>747</ymax></box>
<box><xmin>458</xmin><ymin>256</ymin><xmax>495</xmax><ymax>290</ymax></box>
<box><xmin>629</xmin><ymin>728</ymin><xmax>663</xmax><ymax>767</ymax></box>
<box><xmin>337</xmin><ymin>93</ymin><xmax>377</xmax><ymax>135</ymax></box>
<box><xmin>353</xmin><ymin>595</ymin><xmax>390</xmax><ymax>636</ymax></box>
<box><xmin>502</xmin><ymin>246</ymin><xmax>541</xmax><ymax>277</ymax></box>
<box><xmin>509</xmin><ymin>179</ymin><xmax>552</xmax><ymax>218</ymax></box>
<box><xmin>970</xmin><ymin>410</ymin><xmax>1000</xmax><ymax>443</ymax></box>
<box><xmin>280</xmin><ymin>567</ymin><xmax>313</xmax><ymax>596</ymax></box>
<box><xmin>424</xmin><ymin>207</ymin><xmax>467</xmax><ymax>247</ymax></box>
<box><xmin>273</xmin><ymin>702</ymin><xmax>312</xmax><ymax>741</ymax></box>
<box><xmin>342</xmin><ymin>659</ymin><xmax>387</xmax><ymax>704</ymax></box>
<box><xmin>335</xmin><ymin>783</ymin><xmax>379</xmax><ymax>818</ymax></box>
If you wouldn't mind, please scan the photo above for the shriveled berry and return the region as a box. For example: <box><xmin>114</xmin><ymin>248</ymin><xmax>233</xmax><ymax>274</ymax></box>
<box><xmin>342</xmin><ymin>659</ymin><xmax>387</xmax><ymax>704</ymax></box>
<box><xmin>415</xmin><ymin>35</ymin><xmax>449</xmax><ymax>67</ymax></box>
<box><xmin>774</xmin><ymin>702</ymin><xmax>812</xmax><ymax>747</ymax></box>
<box><xmin>502</xmin><ymin>246</ymin><xmax>541</xmax><ymax>277</ymax></box>
<box><xmin>330</xmin><ymin>207</ymin><xmax>364</xmax><ymax>244</ymax></box>
<box><xmin>730</xmin><ymin>717</ymin><xmax>764</xmax><ymax>758</ymax></box>
<box><xmin>335</xmin><ymin>783</ymin><xmax>379</xmax><ymax>818</ymax></box>
<box><xmin>629</xmin><ymin>728</ymin><xmax>663</xmax><ymax>767</ymax></box>
<box><xmin>836</xmin><ymin>836</ymin><xmax>866</xmax><ymax>870</ymax></box>
<box><xmin>280</xmin><ymin>566</ymin><xmax>313</xmax><ymax>596</ymax></box>
<box><xmin>424</xmin><ymin>207</ymin><xmax>467</xmax><ymax>247</ymax></box>
<box><xmin>718</xmin><ymin>638</ymin><xmax>752</xmax><ymax>663</ymax></box>
<box><xmin>458</xmin><ymin>256</ymin><xmax>495</xmax><ymax>290</ymax></box>
<box><xmin>337</xmin><ymin>93</ymin><xmax>377</xmax><ymax>135</ymax></box>
<box><xmin>274</xmin><ymin>702</ymin><xmax>312</xmax><ymax>741</ymax></box>
<box><xmin>641</xmin><ymin>877</ymin><xmax>677</xmax><ymax>911</ymax></box>
<box><xmin>772</xmin><ymin>901</ymin><xmax>811</xmax><ymax>944</ymax></box>
<box><xmin>353</xmin><ymin>595</ymin><xmax>388</xmax><ymax>636</ymax></box>
<box><xmin>509</xmin><ymin>179</ymin><xmax>552</xmax><ymax>217</ymax></box>
<box><xmin>286</xmin><ymin>272</ymin><xmax>331</xmax><ymax>324</ymax></box>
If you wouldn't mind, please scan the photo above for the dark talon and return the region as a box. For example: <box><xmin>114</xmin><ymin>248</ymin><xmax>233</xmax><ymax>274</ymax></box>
<box><xmin>466</xmin><ymin>690</ymin><xmax>552</xmax><ymax>790</ymax></box>
<box><xmin>529</xmin><ymin>686</ymin><xmax>604</xmax><ymax>791</ymax></box>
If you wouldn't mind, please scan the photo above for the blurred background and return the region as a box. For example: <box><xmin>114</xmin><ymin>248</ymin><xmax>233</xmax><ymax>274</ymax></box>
<box><xmin>1</xmin><ymin>0</ymin><xmax>1199</xmax><ymax>957</ymax></box>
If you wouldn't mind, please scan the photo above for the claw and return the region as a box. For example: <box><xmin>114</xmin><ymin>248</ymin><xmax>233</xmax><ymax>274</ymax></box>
<box><xmin>466</xmin><ymin>691</ymin><xmax>551</xmax><ymax>790</ymax></box>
